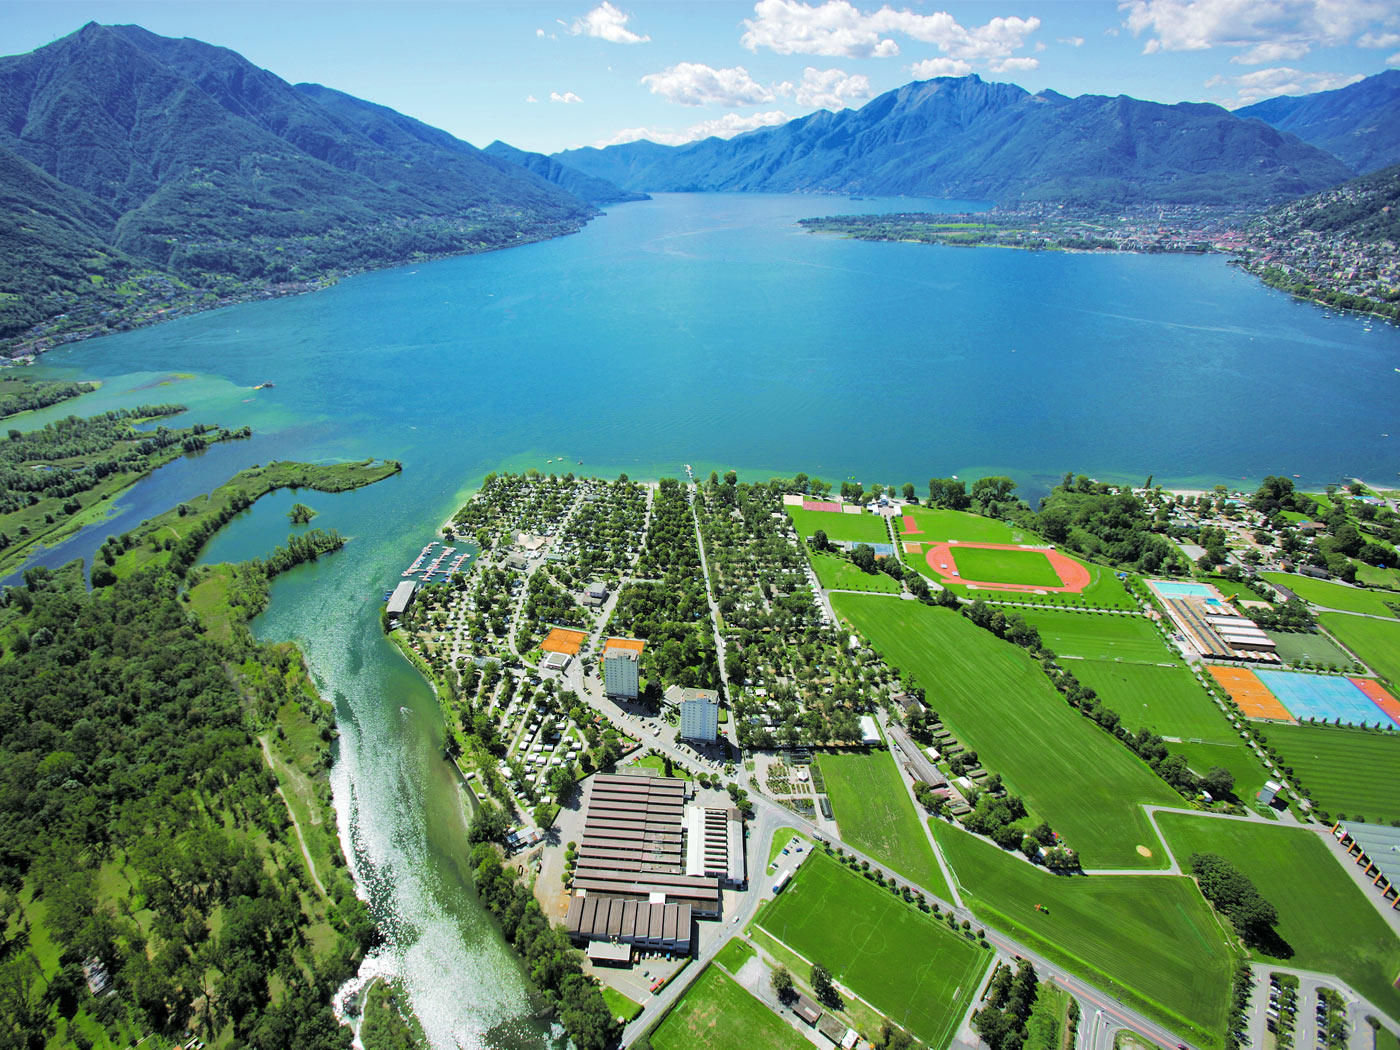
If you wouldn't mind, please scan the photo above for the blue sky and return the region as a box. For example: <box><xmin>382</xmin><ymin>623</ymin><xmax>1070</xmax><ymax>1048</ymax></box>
<box><xmin>3</xmin><ymin>1</ymin><xmax>1396</xmax><ymax>153</ymax></box>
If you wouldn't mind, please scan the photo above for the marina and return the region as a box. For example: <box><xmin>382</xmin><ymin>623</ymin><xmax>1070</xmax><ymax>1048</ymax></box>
<box><xmin>397</xmin><ymin>541</ymin><xmax>477</xmax><ymax>587</ymax></box>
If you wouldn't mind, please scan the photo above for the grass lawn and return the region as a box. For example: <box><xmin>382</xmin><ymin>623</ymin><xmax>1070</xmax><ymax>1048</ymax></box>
<box><xmin>788</xmin><ymin>506</ymin><xmax>891</xmax><ymax>544</ymax></box>
<box><xmin>1203</xmin><ymin>575</ymin><xmax>1270</xmax><ymax>602</ymax></box>
<box><xmin>1263</xmin><ymin>723</ymin><xmax>1400</xmax><ymax>824</ymax></box>
<box><xmin>1025</xmin><ymin>983</ymin><xmax>1070</xmax><ymax>1050</ymax></box>
<box><xmin>714</xmin><ymin>937</ymin><xmax>757</xmax><ymax>975</ymax></box>
<box><xmin>1070</xmin><ymin>661</ymin><xmax>1236</xmax><ymax>742</ymax></box>
<box><xmin>951</xmin><ymin>546</ymin><xmax>1064</xmax><ymax>588</ymax></box>
<box><xmin>1320</xmin><ymin>614</ymin><xmax>1400</xmax><ymax>687</ymax></box>
<box><xmin>932</xmin><ymin>822</ymin><xmax>1233</xmax><ymax>1049</ymax></box>
<box><xmin>817</xmin><ymin>748</ymin><xmax>952</xmax><ymax>899</ymax></box>
<box><xmin>756</xmin><ymin>850</ymin><xmax>987</xmax><ymax>1050</ymax></box>
<box><xmin>1261</xmin><ymin>574</ymin><xmax>1398</xmax><ymax>619</ymax></box>
<box><xmin>650</xmin><ymin>965</ymin><xmax>808</xmax><ymax>1050</ymax></box>
<box><xmin>835</xmin><ymin>594</ymin><xmax>1177</xmax><ymax>868</ymax></box>
<box><xmin>1267</xmin><ymin>630</ymin><xmax>1359</xmax><ymax>672</ymax></box>
<box><xmin>1018</xmin><ymin>609</ymin><xmax>1172</xmax><ymax>662</ymax></box>
<box><xmin>1355</xmin><ymin>563</ymin><xmax>1400</xmax><ymax>591</ymax></box>
<box><xmin>601</xmin><ymin>985</ymin><xmax>642</xmax><ymax>1023</ymax></box>
<box><xmin>901</xmin><ymin>507</ymin><xmax>1040</xmax><ymax>544</ymax></box>
<box><xmin>809</xmin><ymin>551</ymin><xmax>900</xmax><ymax>593</ymax></box>
<box><xmin>1170</xmin><ymin>740</ymin><xmax>1271</xmax><ymax>804</ymax></box>
<box><xmin>1155</xmin><ymin>812</ymin><xmax>1400</xmax><ymax>1020</ymax></box>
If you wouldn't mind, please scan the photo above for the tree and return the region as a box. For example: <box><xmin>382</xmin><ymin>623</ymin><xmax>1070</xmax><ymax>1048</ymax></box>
<box><xmin>468</xmin><ymin>802</ymin><xmax>510</xmax><ymax>845</ymax></box>
<box><xmin>810</xmin><ymin>529</ymin><xmax>830</xmax><ymax>552</ymax></box>
<box><xmin>1201</xmin><ymin>766</ymin><xmax>1235</xmax><ymax>799</ymax></box>
<box><xmin>902</xmin><ymin>483</ymin><xmax>917</xmax><ymax>503</ymax></box>
<box><xmin>771</xmin><ymin>966</ymin><xmax>794</xmax><ymax>1002</ymax></box>
<box><xmin>850</xmin><ymin>544</ymin><xmax>877</xmax><ymax>574</ymax></box>
<box><xmin>810</xmin><ymin>962</ymin><xmax>839</xmax><ymax>1007</ymax></box>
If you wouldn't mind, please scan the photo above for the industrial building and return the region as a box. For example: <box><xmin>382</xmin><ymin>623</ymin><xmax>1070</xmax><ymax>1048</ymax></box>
<box><xmin>386</xmin><ymin>580</ymin><xmax>418</xmax><ymax>618</ymax></box>
<box><xmin>602</xmin><ymin>637</ymin><xmax>644</xmax><ymax>699</ymax></box>
<box><xmin>564</xmin><ymin>774</ymin><xmax>744</xmax><ymax>958</ymax></box>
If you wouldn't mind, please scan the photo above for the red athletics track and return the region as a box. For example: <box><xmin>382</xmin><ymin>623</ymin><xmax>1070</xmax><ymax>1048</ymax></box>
<box><xmin>924</xmin><ymin>541</ymin><xmax>1092</xmax><ymax>593</ymax></box>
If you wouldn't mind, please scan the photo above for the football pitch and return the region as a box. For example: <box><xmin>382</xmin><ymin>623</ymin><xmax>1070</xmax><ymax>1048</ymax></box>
<box><xmin>1261</xmin><ymin>574</ymin><xmax>1398</xmax><ymax>618</ymax></box>
<box><xmin>1071</xmin><ymin>661</ymin><xmax>1237</xmax><ymax>742</ymax></box>
<box><xmin>951</xmin><ymin>545</ymin><xmax>1064</xmax><ymax>588</ymax></box>
<box><xmin>650</xmin><ymin>964</ymin><xmax>808</xmax><ymax>1050</ymax></box>
<box><xmin>788</xmin><ymin>506</ymin><xmax>890</xmax><ymax>544</ymax></box>
<box><xmin>834</xmin><ymin>593</ymin><xmax>1178</xmax><ymax>868</ymax></box>
<box><xmin>899</xmin><ymin>506</ymin><xmax>1036</xmax><ymax>544</ymax></box>
<box><xmin>1017</xmin><ymin>609</ymin><xmax>1172</xmax><ymax>662</ymax></box>
<box><xmin>1320</xmin><ymin>613</ymin><xmax>1400</xmax><ymax>687</ymax></box>
<box><xmin>1264</xmin><ymin>722</ymin><xmax>1400</xmax><ymax>824</ymax></box>
<box><xmin>756</xmin><ymin>850</ymin><xmax>987</xmax><ymax>1049</ymax></box>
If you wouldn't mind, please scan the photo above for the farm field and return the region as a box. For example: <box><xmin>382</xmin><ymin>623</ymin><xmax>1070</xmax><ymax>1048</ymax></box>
<box><xmin>834</xmin><ymin>594</ymin><xmax>1178</xmax><ymax>869</ymax></box>
<box><xmin>817</xmin><ymin>748</ymin><xmax>952</xmax><ymax>899</ymax></box>
<box><xmin>1267</xmin><ymin>630</ymin><xmax>1356</xmax><ymax>671</ymax></box>
<box><xmin>788</xmin><ymin>506</ymin><xmax>890</xmax><ymax>544</ymax></box>
<box><xmin>1071</xmin><ymin>661</ymin><xmax>1236</xmax><ymax>742</ymax></box>
<box><xmin>1264</xmin><ymin>723</ymin><xmax>1400</xmax><ymax>824</ymax></box>
<box><xmin>951</xmin><ymin>546</ymin><xmax>1064</xmax><ymax>588</ymax></box>
<box><xmin>650</xmin><ymin>964</ymin><xmax>808</xmax><ymax>1050</ymax></box>
<box><xmin>1321</xmin><ymin>613</ymin><xmax>1400</xmax><ymax>687</ymax></box>
<box><xmin>1261</xmin><ymin>574</ymin><xmax>1398</xmax><ymax>618</ymax></box>
<box><xmin>1018</xmin><ymin>609</ymin><xmax>1172</xmax><ymax>662</ymax></box>
<box><xmin>756</xmin><ymin>850</ymin><xmax>987</xmax><ymax>1049</ymax></box>
<box><xmin>899</xmin><ymin>507</ymin><xmax>1038</xmax><ymax>544</ymax></box>
<box><xmin>808</xmin><ymin>551</ymin><xmax>900</xmax><ymax>593</ymax></box>
<box><xmin>1170</xmin><ymin>740</ymin><xmax>1271</xmax><ymax>804</ymax></box>
<box><xmin>932</xmin><ymin>822</ymin><xmax>1232</xmax><ymax>1048</ymax></box>
<box><xmin>1155</xmin><ymin>812</ymin><xmax>1400</xmax><ymax>1020</ymax></box>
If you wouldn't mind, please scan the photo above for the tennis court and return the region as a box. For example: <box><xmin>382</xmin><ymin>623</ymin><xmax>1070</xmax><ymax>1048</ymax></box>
<box><xmin>1207</xmin><ymin>666</ymin><xmax>1294</xmax><ymax>722</ymax></box>
<box><xmin>1350</xmin><ymin>679</ymin><xmax>1400</xmax><ymax>726</ymax></box>
<box><xmin>1255</xmin><ymin>670</ymin><xmax>1400</xmax><ymax>727</ymax></box>
<box><xmin>542</xmin><ymin>627</ymin><xmax>587</xmax><ymax>655</ymax></box>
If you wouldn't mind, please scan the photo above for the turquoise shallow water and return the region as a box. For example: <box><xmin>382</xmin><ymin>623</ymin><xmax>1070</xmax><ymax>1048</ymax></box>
<box><xmin>11</xmin><ymin>192</ymin><xmax>1400</xmax><ymax>1047</ymax></box>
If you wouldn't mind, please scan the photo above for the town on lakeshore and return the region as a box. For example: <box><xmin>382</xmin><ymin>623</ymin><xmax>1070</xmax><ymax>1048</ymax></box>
<box><xmin>386</xmin><ymin>465</ymin><xmax>1400</xmax><ymax>1050</ymax></box>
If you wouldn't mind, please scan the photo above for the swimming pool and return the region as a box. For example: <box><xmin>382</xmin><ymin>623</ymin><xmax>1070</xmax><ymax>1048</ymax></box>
<box><xmin>1151</xmin><ymin>580</ymin><xmax>1213</xmax><ymax>598</ymax></box>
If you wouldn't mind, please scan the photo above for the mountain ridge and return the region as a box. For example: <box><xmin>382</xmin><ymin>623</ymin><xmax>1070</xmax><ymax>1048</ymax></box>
<box><xmin>1235</xmin><ymin>70</ymin><xmax>1400</xmax><ymax>175</ymax></box>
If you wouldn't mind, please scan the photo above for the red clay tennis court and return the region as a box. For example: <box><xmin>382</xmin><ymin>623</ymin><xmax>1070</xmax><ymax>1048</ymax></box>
<box><xmin>1349</xmin><ymin>678</ymin><xmax>1400</xmax><ymax>726</ymax></box>
<box><xmin>922</xmin><ymin>541</ymin><xmax>1091</xmax><ymax>593</ymax></box>
<box><xmin>803</xmin><ymin>500</ymin><xmax>842</xmax><ymax>512</ymax></box>
<box><xmin>603</xmin><ymin>637</ymin><xmax>646</xmax><ymax>654</ymax></box>
<box><xmin>1208</xmin><ymin>665</ymin><xmax>1295</xmax><ymax>722</ymax></box>
<box><xmin>542</xmin><ymin>627</ymin><xmax>587</xmax><ymax>655</ymax></box>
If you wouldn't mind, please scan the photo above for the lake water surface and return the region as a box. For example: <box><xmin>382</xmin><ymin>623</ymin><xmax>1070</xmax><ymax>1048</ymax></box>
<box><xmin>13</xmin><ymin>193</ymin><xmax>1400</xmax><ymax>1048</ymax></box>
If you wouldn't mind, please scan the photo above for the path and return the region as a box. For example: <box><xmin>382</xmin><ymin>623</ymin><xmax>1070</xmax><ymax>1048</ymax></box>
<box><xmin>257</xmin><ymin>735</ymin><xmax>327</xmax><ymax>898</ymax></box>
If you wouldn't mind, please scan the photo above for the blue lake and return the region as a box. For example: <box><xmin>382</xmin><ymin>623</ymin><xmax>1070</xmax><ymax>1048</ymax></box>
<box><xmin>14</xmin><ymin>192</ymin><xmax>1400</xmax><ymax>1048</ymax></box>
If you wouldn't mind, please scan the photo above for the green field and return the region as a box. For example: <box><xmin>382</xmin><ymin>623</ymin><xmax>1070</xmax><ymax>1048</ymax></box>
<box><xmin>714</xmin><ymin>937</ymin><xmax>757</xmax><ymax>975</ymax></box>
<box><xmin>900</xmin><ymin>507</ymin><xmax>1038</xmax><ymax>544</ymax></box>
<box><xmin>788</xmin><ymin>506</ymin><xmax>891</xmax><ymax>544</ymax></box>
<box><xmin>1262</xmin><ymin>574</ymin><xmax>1399</xmax><ymax>618</ymax></box>
<box><xmin>835</xmin><ymin>594</ymin><xmax>1177</xmax><ymax>868</ymax></box>
<box><xmin>932</xmin><ymin>822</ymin><xmax>1232</xmax><ymax>1048</ymax></box>
<box><xmin>1156</xmin><ymin>813</ymin><xmax>1400</xmax><ymax>1020</ymax></box>
<box><xmin>1320</xmin><ymin>614</ymin><xmax>1400</xmax><ymax>687</ymax></box>
<box><xmin>1355</xmin><ymin>563</ymin><xmax>1400</xmax><ymax>591</ymax></box>
<box><xmin>1170</xmin><ymin>740</ymin><xmax>1271</xmax><ymax>804</ymax></box>
<box><xmin>650</xmin><ymin>965</ymin><xmax>808</xmax><ymax>1050</ymax></box>
<box><xmin>950</xmin><ymin>546</ymin><xmax>1064</xmax><ymax>587</ymax></box>
<box><xmin>1264</xmin><ymin>723</ymin><xmax>1400</xmax><ymax>824</ymax></box>
<box><xmin>817</xmin><ymin>748</ymin><xmax>952</xmax><ymax>898</ymax></box>
<box><xmin>909</xmin><ymin>553</ymin><xmax>1136</xmax><ymax>610</ymax></box>
<box><xmin>601</xmin><ymin>985</ymin><xmax>643</xmax><ymax>1023</ymax></box>
<box><xmin>1071</xmin><ymin>661</ymin><xmax>1236</xmax><ymax>742</ymax></box>
<box><xmin>756</xmin><ymin>850</ymin><xmax>987</xmax><ymax>1049</ymax></box>
<box><xmin>1019</xmin><ymin>609</ymin><xmax>1172</xmax><ymax>662</ymax></box>
<box><xmin>809</xmin><ymin>551</ymin><xmax>901</xmax><ymax>593</ymax></box>
<box><xmin>1267</xmin><ymin>630</ymin><xmax>1358</xmax><ymax>671</ymax></box>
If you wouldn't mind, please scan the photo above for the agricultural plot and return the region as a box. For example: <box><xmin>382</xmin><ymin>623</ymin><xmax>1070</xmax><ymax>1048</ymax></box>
<box><xmin>1071</xmin><ymin>661</ymin><xmax>1236</xmax><ymax>742</ymax></box>
<box><xmin>1321</xmin><ymin>613</ymin><xmax>1400</xmax><ymax>688</ymax></box>
<box><xmin>899</xmin><ymin>507</ymin><xmax>1039</xmax><ymax>545</ymax></box>
<box><xmin>816</xmin><ymin>748</ymin><xmax>952</xmax><ymax>898</ymax></box>
<box><xmin>834</xmin><ymin>594</ymin><xmax>1178</xmax><ymax>869</ymax></box>
<box><xmin>1155</xmin><ymin>813</ymin><xmax>1400</xmax><ymax>1020</ymax></box>
<box><xmin>650</xmin><ymin>965</ymin><xmax>809</xmax><ymax>1050</ymax></box>
<box><xmin>756</xmin><ymin>850</ymin><xmax>987</xmax><ymax>1050</ymax></box>
<box><xmin>949</xmin><ymin>546</ymin><xmax>1065</xmax><ymax>588</ymax></box>
<box><xmin>1019</xmin><ymin>609</ymin><xmax>1172</xmax><ymax>662</ymax></box>
<box><xmin>787</xmin><ymin>506</ymin><xmax>891</xmax><ymax>544</ymax></box>
<box><xmin>932</xmin><ymin>823</ymin><xmax>1232</xmax><ymax>1048</ymax></box>
<box><xmin>808</xmin><ymin>551</ymin><xmax>900</xmax><ymax>593</ymax></box>
<box><xmin>1264</xmin><ymin>723</ymin><xmax>1400</xmax><ymax>824</ymax></box>
<box><xmin>1261</xmin><ymin>574</ymin><xmax>1398</xmax><ymax>618</ymax></box>
<box><xmin>1267</xmin><ymin>630</ymin><xmax>1356</xmax><ymax>671</ymax></box>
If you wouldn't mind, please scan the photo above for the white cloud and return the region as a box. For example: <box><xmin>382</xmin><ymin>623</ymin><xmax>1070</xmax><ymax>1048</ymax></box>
<box><xmin>740</xmin><ymin>0</ymin><xmax>1040</xmax><ymax>66</ymax></box>
<box><xmin>1231</xmin><ymin>40</ymin><xmax>1311</xmax><ymax>64</ymax></box>
<box><xmin>595</xmin><ymin>110</ymin><xmax>791</xmax><ymax>147</ymax></box>
<box><xmin>1058</xmin><ymin>35</ymin><xmax>1085</xmax><ymax>46</ymax></box>
<box><xmin>1358</xmin><ymin>31</ymin><xmax>1400</xmax><ymax>48</ymax></box>
<box><xmin>536</xmin><ymin>28</ymin><xmax>546</xmax><ymax>38</ymax></box>
<box><xmin>910</xmin><ymin>57</ymin><xmax>972</xmax><ymax>77</ymax></box>
<box><xmin>1122</xmin><ymin>0</ymin><xmax>1394</xmax><ymax>58</ymax></box>
<box><xmin>569</xmin><ymin>2</ymin><xmax>650</xmax><ymax>44</ymax></box>
<box><xmin>1209</xmin><ymin>66</ymin><xmax>1366</xmax><ymax>107</ymax></box>
<box><xmin>550</xmin><ymin>91</ymin><xmax>584</xmax><ymax>104</ymax></box>
<box><xmin>1390</xmin><ymin>50</ymin><xmax>1400</xmax><ymax>66</ymax></box>
<box><xmin>642</xmin><ymin>63</ymin><xmax>776</xmax><ymax>107</ymax></box>
<box><xmin>783</xmin><ymin>66</ymin><xmax>874</xmax><ymax>108</ymax></box>
<box><xmin>989</xmin><ymin>56</ymin><xmax>1039</xmax><ymax>72</ymax></box>
<box><xmin>526</xmin><ymin>93</ymin><xmax>539</xmax><ymax>103</ymax></box>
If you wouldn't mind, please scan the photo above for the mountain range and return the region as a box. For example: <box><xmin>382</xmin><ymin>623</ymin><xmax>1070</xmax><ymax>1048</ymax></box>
<box><xmin>556</xmin><ymin>74</ymin><xmax>1364</xmax><ymax>206</ymax></box>
<box><xmin>1237</xmin><ymin>70</ymin><xmax>1400</xmax><ymax>176</ymax></box>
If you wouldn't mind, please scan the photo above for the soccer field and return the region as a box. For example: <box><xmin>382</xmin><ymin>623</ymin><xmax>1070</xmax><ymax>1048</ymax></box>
<box><xmin>1265</xmin><ymin>722</ymin><xmax>1400</xmax><ymax>824</ymax></box>
<box><xmin>834</xmin><ymin>594</ymin><xmax>1178</xmax><ymax>868</ymax></box>
<box><xmin>816</xmin><ymin>748</ymin><xmax>952</xmax><ymax>899</ymax></box>
<box><xmin>1320</xmin><ymin>613</ymin><xmax>1400</xmax><ymax>687</ymax></box>
<box><xmin>933</xmin><ymin>822</ymin><xmax>1232</xmax><ymax>1048</ymax></box>
<box><xmin>899</xmin><ymin>507</ymin><xmax>1037</xmax><ymax>544</ymax></box>
<box><xmin>1018</xmin><ymin>609</ymin><xmax>1172</xmax><ymax>662</ymax></box>
<box><xmin>950</xmin><ymin>546</ymin><xmax>1064</xmax><ymax>587</ymax></box>
<box><xmin>651</xmin><ymin>965</ymin><xmax>809</xmax><ymax>1050</ymax></box>
<box><xmin>1071</xmin><ymin>661</ymin><xmax>1236</xmax><ymax>742</ymax></box>
<box><xmin>1156</xmin><ymin>813</ymin><xmax>1400</xmax><ymax>1020</ymax></box>
<box><xmin>788</xmin><ymin>506</ymin><xmax>890</xmax><ymax>544</ymax></box>
<box><xmin>756</xmin><ymin>850</ymin><xmax>987</xmax><ymax>1049</ymax></box>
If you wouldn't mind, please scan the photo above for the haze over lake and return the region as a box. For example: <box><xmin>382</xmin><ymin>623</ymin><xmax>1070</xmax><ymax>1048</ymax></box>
<box><xmin>16</xmin><ymin>192</ymin><xmax>1400</xmax><ymax>1048</ymax></box>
